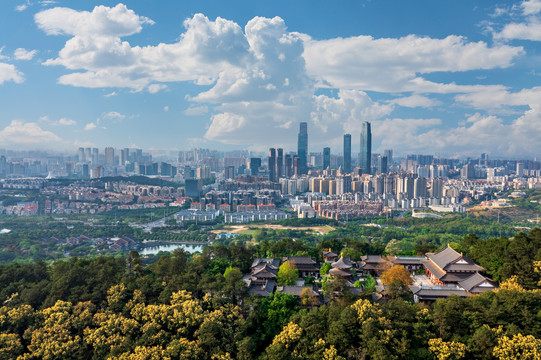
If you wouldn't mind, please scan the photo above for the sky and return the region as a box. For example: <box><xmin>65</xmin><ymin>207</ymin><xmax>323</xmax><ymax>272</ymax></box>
<box><xmin>0</xmin><ymin>0</ymin><xmax>540</xmax><ymax>159</ymax></box>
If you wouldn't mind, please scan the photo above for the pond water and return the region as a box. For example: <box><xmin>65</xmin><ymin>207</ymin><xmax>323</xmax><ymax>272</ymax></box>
<box><xmin>139</xmin><ymin>243</ymin><xmax>204</xmax><ymax>255</ymax></box>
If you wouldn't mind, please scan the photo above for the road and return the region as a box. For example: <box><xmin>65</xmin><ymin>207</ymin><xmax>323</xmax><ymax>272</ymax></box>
<box><xmin>134</xmin><ymin>210</ymin><xmax>181</xmax><ymax>232</ymax></box>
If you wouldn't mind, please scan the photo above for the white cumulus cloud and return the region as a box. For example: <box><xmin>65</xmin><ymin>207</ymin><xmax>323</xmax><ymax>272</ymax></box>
<box><xmin>31</xmin><ymin>5</ymin><xmax>537</xmax><ymax>156</ymax></box>
<box><xmin>389</xmin><ymin>94</ymin><xmax>442</xmax><ymax>108</ymax></box>
<box><xmin>15</xmin><ymin>4</ymin><xmax>29</xmax><ymax>12</ymax></box>
<box><xmin>57</xmin><ymin>118</ymin><xmax>76</xmax><ymax>126</ymax></box>
<box><xmin>35</xmin><ymin>4</ymin><xmax>153</xmax><ymax>37</ymax></box>
<box><xmin>84</xmin><ymin>122</ymin><xmax>96</xmax><ymax>131</ymax></box>
<box><xmin>147</xmin><ymin>84</ymin><xmax>167</xmax><ymax>93</ymax></box>
<box><xmin>0</xmin><ymin>120</ymin><xmax>61</xmax><ymax>144</ymax></box>
<box><xmin>0</xmin><ymin>63</ymin><xmax>24</xmax><ymax>84</ymax></box>
<box><xmin>14</xmin><ymin>48</ymin><xmax>38</xmax><ymax>60</ymax></box>
<box><xmin>304</xmin><ymin>34</ymin><xmax>523</xmax><ymax>93</ymax></box>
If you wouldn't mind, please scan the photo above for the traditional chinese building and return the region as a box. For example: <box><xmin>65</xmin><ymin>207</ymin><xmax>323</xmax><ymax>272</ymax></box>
<box><xmin>329</xmin><ymin>255</ymin><xmax>354</xmax><ymax>278</ymax></box>
<box><xmin>421</xmin><ymin>246</ymin><xmax>484</xmax><ymax>285</ymax></box>
<box><xmin>244</xmin><ymin>258</ymin><xmax>280</xmax><ymax>297</ymax></box>
<box><xmin>283</xmin><ymin>256</ymin><xmax>319</xmax><ymax>278</ymax></box>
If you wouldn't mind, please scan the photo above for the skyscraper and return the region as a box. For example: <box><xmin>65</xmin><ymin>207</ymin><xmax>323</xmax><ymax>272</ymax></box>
<box><xmin>323</xmin><ymin>147</ymin><xmax>331</xmax><ymax>170</ymax></box>
<box><xmin>285</xmin><ymin>154</ymin><xmax>293</xmax><ymax>178</ymax></box>
<box><xmin>343</xmin><ymin>134</ymin><xmax>351</xmax><ymax>173</ymax></box>
<box><xmin>297</xmin><ymin>122</ymin><xmax>308</xmax><ymax>175</ymax></box>
<box><xmin>92</xmin><ymin>148</ymin><xmax>99</xmax><ymax>165</ymax></box>
<box><xmin>268</xmin><ymin>148</ymin><xmax>276</xmax><ymax>182</ymax></box>
<box><xmin>377</xmin><ymin>155</ymin><xmax>387</xmax><ymax>174</ymax></box>
<box><xmin>249</xmin><ymin>158</ymin><xmax>261</xmax><ymax>176</ymax></box>
<box><xmin>78</xmin><ymin>147</ymin><xmax>85</xmax><ymax>163</ymax></box>
<box><xmin>119</xmin><ymin>148</ymin><xmax>129</xmax><ymax>166</ymax></box>
<box><xmin>384</xmin><ymin>149</ymin><xmax>393</xmax><ymax>165</ymax></box>
<box><xmin>359</xmin><ymin>121</ymin><xmax>372</xmax><ymax>174</ymax></box>
<box><xmin>105</xmin><ymin>147</ymin><xmax>114</xmax><ymax>166</ymax></box>
<box><xmin>277</xmin><ymin>148</ymin><xmax>283</xmax><ymax>179</ymax></box>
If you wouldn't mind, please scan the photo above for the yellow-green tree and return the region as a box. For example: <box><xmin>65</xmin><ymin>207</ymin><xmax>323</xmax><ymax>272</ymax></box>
<box><xmin>0</xmin><ymin>332</ymin><xmax>23</xmax><ymax>359</ymax></box>
<box><xmin>277</xmin><ymin>261</ymin><xmax>299</xmax><ymax>286</ymax></box>
<box><xmin>493</xmin><ymin>334</ymin><xmax>541</xmax><ymax>360</ymax></box>
<box><xmin>428</xmin><ymin>338</ymin><xmax>467</xmax><ymax>360</ymax></box>
<box><xmin>270</xmin><ymin>321</ymin><xmax>303</xmax><ymax>350</ymax></box>
<box><xmin>21</xmin><ymin>301</ymin><xmax>82</xmax><ymax>360</ymax></box>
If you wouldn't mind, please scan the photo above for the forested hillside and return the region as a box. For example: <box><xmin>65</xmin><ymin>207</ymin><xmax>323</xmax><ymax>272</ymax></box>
<box><xmin>0</xmin><ymin>229</ymin><xmax>540</xmax><ymax>359</ymax></box>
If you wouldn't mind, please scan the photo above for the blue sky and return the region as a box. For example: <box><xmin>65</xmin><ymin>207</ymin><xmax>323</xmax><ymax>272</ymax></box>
<box><xmin>0</xmin><ymin>0</ymin><xmax>540</xmax><ymax>158</ymax></box>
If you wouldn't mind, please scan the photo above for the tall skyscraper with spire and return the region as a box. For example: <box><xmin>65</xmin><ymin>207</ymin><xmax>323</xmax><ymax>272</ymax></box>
<box><xmin>297</xmin><ymin>122</ymin><xmax>308</xmax><ymax>175</ymax></box>
<box><xmin>343</xmin><ymin>134</ymin><xmax>351</xmax><ymax>173</ymax></box>
<box><xmin>359</xmin><ymin>121</ymin><xmax>372</xmax><ymax>174</ymax></box>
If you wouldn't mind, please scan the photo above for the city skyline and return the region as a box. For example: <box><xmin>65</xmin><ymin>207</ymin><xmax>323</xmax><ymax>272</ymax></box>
<box><xmin>0</xmin><ymin>1</ymin><xmax>540</xmax><ymax>158</ymax></box>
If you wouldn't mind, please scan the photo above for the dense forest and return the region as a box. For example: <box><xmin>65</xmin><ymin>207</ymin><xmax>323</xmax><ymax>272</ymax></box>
<box><xmin>0</xmin><ymin>229</ymin><xmax>540</xmax><ymax>359</ymax></box>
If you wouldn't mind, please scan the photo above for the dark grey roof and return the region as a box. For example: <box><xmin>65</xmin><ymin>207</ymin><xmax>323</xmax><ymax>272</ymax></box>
<box><xmin>392</xmin><ymin>256</ymin><xmax>426</xmax><ymax>265</ymax></box>
<box><xmin>425</xmin><ymin>246</ymin><xmax>484</xmax><ymax>275</ymax></box>
<box><xmin>252</xmin><ymin>264</ymin><xmax>278</xmax><ymax>279</ymax></box>
<box><xmin>284</xmin><ymin>256</ymin><xmax>316</xmax><ymax>265</ymax></box>
<box><xmin>446</xmin><ymin>263</ymin><xmax>484</xmax><ymax>272</ymax></box>
<box><xmin>251</xmin><ymin>258</ymin><xmax>280</xmax><ymax>269</ymax></box>
<box><xmin>322</xmin><ymin>251</ymin><xmax>338</xmax><ymax>258</ymax></box>
<box><xmin>249</xmin><ymin>279</ymin><xmax>276</xmax><ymax>297</ymax></box>
<box><xmin>329</xmin><ymin>267</ymin><xmax>353</xmax><ymax>277</ymax></box>
<box><xmin>361</xmin><ymin>255</ymin><xmax>384</xmax><ymax>263</ymax></box>
<box><xmin>426</xmin><ymin>246</ymin><xmax>461</xmax><ymax>270</ymax></box>
<box><xmin>421</xmin><ymin>259</ymin><xmax>446</xmax><ymax>280</ymax></box>
<box><xmin>440</xmin><ymin>272</ymin><xmax>475</xmax><ymax>283</ymax></box>
<box><xmin>409</xmin><ymin>285</ymin><xmax>469</xmax><ymax>299</ymax></box>
<box><xmin>459</xmin><ymin>273</ymin><xmax>496</xmax><ymax>292</ymax></box>
<box><xmin>331</xmin><ymin>256</ymin><xmax>353</xmax><ymax>269</ymax></box>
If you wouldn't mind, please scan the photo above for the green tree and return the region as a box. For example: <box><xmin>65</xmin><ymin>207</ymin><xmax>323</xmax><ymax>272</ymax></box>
<box><xmin>320</xmin><ymin>262</ymin><xmax>332</xmax><ymax>276</ymax></box>
<box><xmin>277</xmin><ymin>261</ymin><xmax>298</xmax><ymax>286</ymax></box>
<box><xmin>222</xmin><ymin>267</ymin><xmax>246</xmax><ymax>304</ymax></box>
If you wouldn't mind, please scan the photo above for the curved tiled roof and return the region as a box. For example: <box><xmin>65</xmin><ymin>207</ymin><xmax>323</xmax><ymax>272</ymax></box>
<box><xmin>331</xmin><ymin>256</ymin><xmax>353</xmax><ymax>269</ymax></box>
<box><xmin>459</xmin><ymin>272</ymin><xmax>495</xmax><ymax>292</ymax></box>
<box><xmin>329</xmin><ymin>267</ymin><xmax>353</xmax><ymax>277</ymax></box>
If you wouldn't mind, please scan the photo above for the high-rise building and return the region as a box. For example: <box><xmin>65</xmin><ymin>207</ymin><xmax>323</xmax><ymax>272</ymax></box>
<box><xmin>384</xmin><ymin>149</ymin><xmax>393</xmax><ymax>165</ymax></box>
<box><xmin>268</xmin><ymin>148</ymin><xmax>276</xmax><ymax>182</ymax></box>
<box><xmin>81</xmin><ymin>164</ymin><xmax>89</xmax><ymax>179</ymax></box>
<box><xmin>414</xmin><ymin>177</ymin><xmax>427</xmax><ymax>199</ymax></box>
<box><xmin>343</xmin><ymin>134</ymin><xmax>351</xmax><ymax>173</ymax></box>
<box><xmin>105</xmin><ymin>147</ymin><xmax>114</xmax><ymax>166</ymax></box>
<box><xmin>377</xmin><ymin>155</ymin><xmax>388</xmax><ymax>174</ymax></box>
<box><xmin>185</xmin><ymin>179</ymin><xmax>202</xmax><ymax>198</ymax></box>
<box><xmin>323</xmin><ymin>147</ymin><xmax>331</xmax><ymax>170</ymax></box>
<box><xmin>431</xmin><ymin>178</ymin><xmax>444</xmax><ymax>199</ymax></box>
<box><xmin>78</xmin><ymin>147</ymin><xmax>85</xmax><ymax>163</ymax></box>
<box><xmin>461</xmin><ymin>164</ymin><xmax>475</xmax><ymax>179</ymax></box>
<box><xmin>297</xmin><ymin>122</ymin><xmax>308</xmax><ymax>175</ymax></box>
<box><xmin>359</xmin><ymin>121</ymin><xmax>372</xmax><ymax>174</ymax></box>
<box><xmin>224</xmin><ymin>166</ymin><xmax>235</xmax><ymax>179</ymax></box>
<box><xmin>134</xmin><ymin>149</ymin><xmax>143</xmax><ymax>163</ymax></box>
<box><xmin>197</xmin><ymin>165</ymin><xmax>211</xmax><ymax>179</ymax></box>
<box><xmin>516</xmin><ymin>162</ymin><xmax>525</xmax><ymax>177</ymax></box>
<box><xmin>277</xmin><ymin>148</ymin><xmax>283</xmax><ymax>179</ymax></box>
<box><xmin>119</xmin><ymin>148</ymin><xmax>129</xmax><ymax>166</ymax></box>
<box><xmin>249</xmin><ymin>158</ymin><xmax>261</xmax><ymax>176</ymax></box>
<box><xmin>285</xmin><ymin>154</ymin><xmax>293</xmax><ymax>178</ymax></box>
<box><xmin>92</xmin><ymin>148</ymin><xmax>99</xmax><ymax>165</ymax></box>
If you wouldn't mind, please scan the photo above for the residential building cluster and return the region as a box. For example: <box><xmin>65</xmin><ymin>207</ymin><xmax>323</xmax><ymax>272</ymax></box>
<box><xmin>43</xmin><ymin>235</ymin><xmax>138</xmax><ymax>252</ymax></box>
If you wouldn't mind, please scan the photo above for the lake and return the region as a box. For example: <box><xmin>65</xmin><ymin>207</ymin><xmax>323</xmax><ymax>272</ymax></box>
<box><xmin>139</xmin><ymin>243</ymin><xmax>204</xmax><ymax>255</ymax></box>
